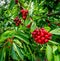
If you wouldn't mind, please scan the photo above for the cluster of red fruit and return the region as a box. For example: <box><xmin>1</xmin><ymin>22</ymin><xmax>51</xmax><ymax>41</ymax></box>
<box><xmin>32</xmin><ymin>28</ymin><xmax>52</xmax><ymax>44</ymax></box>
<box><xmin>14</xmin><ymin>17</ymin><xmax>21</xmax><ymax>26</ymax></box>
<box><xmin>15</xmin><ymin>0</ymin><xmax>18</xmax><ymax>4</ymax></box>
<box><xmin>20</xmin><ymin>9</ymin><xmax>28</xmax><ymax>20</ymax></box>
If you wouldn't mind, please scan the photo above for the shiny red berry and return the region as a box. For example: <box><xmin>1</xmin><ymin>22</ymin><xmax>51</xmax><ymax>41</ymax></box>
<box><xmin>45</xmin><ymin>35</ymin><xmax>49</xmax><ymax>39</ymax></box>
<box><xmin>41</xmin><ymin>32</ymin><xmax>44</xmax><ymax>36</ymax></box>
<box><xmin>37</xmin><ymin>36</ymin><xmax>40</xmax><ymax>39</ymax></box>
<box><xmin>38</xmin><ymin>39</ymin><xmax>41</xmax><ymax>43</ymax></box>
<box><xmin>25</xmin><ymin>10</ymin><xmax>28</xmax><ymax>13</ymax></box>
<box><xmin>22</xmin><ymin>16</ymin><xmax>26</xmax><ymax>20</ymax></box>
<box><xmin>32</xmin><ymin>32</ymin><xmax>36</xmax><ymax>35</ymax></box>
<box><xmin>41</xmin><ymin>37</ymin><xmax>45</xmax><ymax>41</ymax></box>
<box><xmin>45</xmin><ymin>39</ymin><xmax>48</xmax><ymax>43</ymax></box>
<box><xmin>48</xmin><ymin>33</ymin><xmax>52</xmax><ymax>36</ymax></box>
<box><xmin>14</xmin><ymin>17</ymin><xmax>19</xmax><ymax>21</ymax></box>
<box><xmin>16</xmin><ymin>23</ymin><xmax>19</xmax><ymax>26</ymax></box>
<box><xmin>15</xmin><ymin>0</ymin><xmax>18</xmax><ymax>4</ymax></box>
<box><xmin>27</xmin><ymin>24</ymin><xmax>30</xmax><ymax>28</ymax></box>
<box><xmin>27</xmin><ymin>23</ymin><xmax>32</xmax><ymax>28</ymax></box>
<box><xmin>20</xmin><ymin>9</ymin><xmax>24</xmax><ymax>13</ymax></box>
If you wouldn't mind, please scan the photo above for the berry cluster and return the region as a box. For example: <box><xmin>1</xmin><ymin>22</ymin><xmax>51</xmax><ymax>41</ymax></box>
<box><xmin>15</xmin><ymin>0</ymin><xmax>18</xmax><ymax>4</ymax></box>
<box><xmin>20</xmin><ymin>9</ymin><xmax>28</xmax><ymax>20</ymax></box>
<box><xmin>32</xmin><ymin>28</ymin><xmax>52</xmax><ymax>44</ymax></box>
<box><xmin>14</xmin><ymin>17</ymin><xmax>21</xmax><ymax>26</ymax></box>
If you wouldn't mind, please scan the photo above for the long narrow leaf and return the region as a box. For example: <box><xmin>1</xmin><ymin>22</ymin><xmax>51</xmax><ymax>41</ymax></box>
<box><xmin>46</xmin><ymin>44</ymin><xmax>53</xmax><ymax>61</ymax></box>
<box><xmin>13</xmin><ymin>43</ymin><xmax>24</xmax><ymax>60</ymax></box>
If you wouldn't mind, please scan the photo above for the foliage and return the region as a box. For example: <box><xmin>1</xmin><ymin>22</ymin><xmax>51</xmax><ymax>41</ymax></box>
<box><xmin>0</xmin><ymin>0</ymin><xmax>60</xmax><ymax>61</ymax></box>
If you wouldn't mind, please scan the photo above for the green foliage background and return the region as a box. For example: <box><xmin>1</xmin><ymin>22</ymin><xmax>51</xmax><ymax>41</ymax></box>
<box><xmin>0</xmin><ymin>0</ymin><xmax>60</xmax><ymax>61</ymax></box>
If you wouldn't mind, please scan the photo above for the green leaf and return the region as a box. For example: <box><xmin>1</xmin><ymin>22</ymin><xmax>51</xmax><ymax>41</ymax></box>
<box><xmin>30</xmin><ymin>22</ymin><xmax>36</xmax><ymax>32</ymax></box>
<box><xmin>9</xmin><ymin>0</ymin><xmax>15</xmax><ymax>9</ymax></box>
<box><xmin>0</xmin><ymin>48</ymin><xmax>6</xmax><ymax>61</ymax></box>
<box><xmin>11</xmin><ymin>5</ymin><xmax>19</xmax><ymax>18</ymax></box>
<box><xmin>54</xmin><ymin>55</ymin><xmax>60</xmax><ymax>61</ymax></box>
<box><xmin>58</xmin><ymin>46</ymin><xmax>60</xmax><ymax>52</ymax></box>
<box><xmin>11</xmin><ymin>47</ymin><xmax>19</xmax><ymax>60</ymax></box>
<box><xmin>0</xmin><ymin>30</ymin><xmax>15</xmax><ymax>43</ymax></box>
<box><xmin>13</xmin><ymin>39</ymin><xmax>23</xmax><ymax>48</ymax></box>
<box><xmin>15</xmin><ymin>35</ymin><xmax>29</xmax><ymax>44</ymax></box>
<box><xmin>52</xmin><ymin>45</ymin><xmax>57</xmax><ymax>54</ymax></box>
<box><xmin>50</xmin><ymin>28</ymin><xmax>60</xmax><ymax>35</ymax></box>
<box><xmin>46</xmin><ymin>44</ymin><xmax>53</xmax><ymax>61</ymax></box>
<box><xmin>25</xmin><ymin>20</ymin><xmax>31</xmax><ymax>26</ymax></box>
<box><xmin>44</xmin><ymin>26</ymin><xmax>51</xmax><ymax>32</ymax></box>
<box><xmin>13</xmin><ymin>43</ymin><xmax>24</xmax><ymax>60</ymax></box>
<box><xmin>23</xmin><ymin>44</ymin><xmax>28</xmax><ymax>53</ymax></box>
<box><xmin>29</xmin><ymin>2</ymin><xmax>34</xmax><ymax>16</ymax></box>
<box><xmin>17</xmin><ymin>30</ymin><xmax>29</xmax><ymax>39</ymax></box>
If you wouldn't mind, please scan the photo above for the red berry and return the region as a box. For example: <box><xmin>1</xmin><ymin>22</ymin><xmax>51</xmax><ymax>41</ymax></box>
<box><xmin>15</xmin><ymin>0</ymin><xmax>18</xmax><ymax>4</ymax></box>
<box><xmin>14</xmin><ymin>17</ymin><xmax>19</xmax><ymax>21</ymax></box>
<box><xmin>32</xmin><ymin>32</ymin><xmax>36</xmax><ymax>35</ymax></box>
<box><xmin>14</xmin><ymin>17</ymin><xmax>22</xmax><ymax>26</ymax></box>
<box><xmin>40</xmin><ymin>40</ymin><xmax>44</xmax><ymax>44</ymax></box>
<box><xmin>27</xmin><ymin>23</ymin><xmax>32</xmax><ymax>28</ymax></box>
<box><xmin>41</xmin><ymin>32</ymin><xmax>44</xmax><ymax>36</ymax></box>
<box><xmin>22</xmin><ymin>16</ymin><xmax>26</xmax><ymax>20</ymax></box>
<box><xmin>39</xmin><ymin>29</ymin><xmax>42</xmax><ymax>32</ymax></box>
<box><xmin>45</xmin><ymin>39</ymin><xmax>48</xmax><ymax>43</ymax></box>
<box><xmin>19</xmin><ymin>20</ymin><xmax>21</xmax><ymax>23</ymax></box>
<box><xmin>45</xmin><ymin>35</ymin><xmax>49</xmax><ymax>39</ymax></box>
<box><xmin>48</xmin><ymin>33</ymin><xmax>52</xmax><ymax>36</ymax></box>
<box><xmin>37</xmin><ymin>36</ymin><xmax>40</xmax><ymax>39</ymax></box>
<box><xmin>27</xmin><ymin>24</ymin><xmax>31</xmax><ymax>28</ymax></box>
<box><xmin>35</xmin><ymin>29</ymin><xmax>39</xmax><ymax>32</ymax></box>
<box><xmin>25</xmin><ymin>10</ymin><xmax>28</xmax><ymax>13</ymax></box>
<box><xmin>22</xmin><ymin>12</ymin><xmax>26</xmax><ymax>16</ymax></box>
<box><xmin>35</xmin><ymin>38</ymin><xmax>38</xmax><ymax>41</ymax></box>
<box><xmin>20</xmin><ymin>9</ymin><xmax>24</xmax><ymax>13</ymax></box>
<box><xmin>37</xmin><ymin>32</ymin><xmax>40</xmax><ymax>35</ymax></box>
<box><xmin>41</xmin><ymin>37</ymin><xmax>45</xmax><ymax>41</ymax></box>
<box><xmin>48</xmin><ymin>37</ymin><xmax>52</xmax><ymax>40</ymax></box>
<box><xmin>20</xmin><ymin>9</ymin><xmax>28</xmax><ymax>20</ymax></box>
<box><xmin>41</xmin><ymin>28</ymin><xmax>45</xmax><ymax>30</ymax></box>
<box><xmin>38</xmin><ymin>39</ymin><xmax>41</xmax><ymax>43</ymax></box>
<box><xmin>16</xmin><ymin>23</ymin><xmax>19</xmax><ymax>26</ymax></box>
<box><xmin>43</xmin><ymin>30</ymin><xmax>48</xmax><ymax>34</ymax></box>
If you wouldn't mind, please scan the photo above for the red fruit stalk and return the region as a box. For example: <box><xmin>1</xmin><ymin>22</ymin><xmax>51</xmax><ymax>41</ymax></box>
<box><xmin>20</xmin><ymin>9</ymin><xmax>28</xmax><ymax>20</ymax></box>
<box><xmin>32</xmin><ymin>28</ymin><xmax>52</xmax><ymax>44</ymax></box>
<box><xmin>14</xmin><ymin>17</ymin><xmax>21</xmax><ymax>26</ymax></box>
